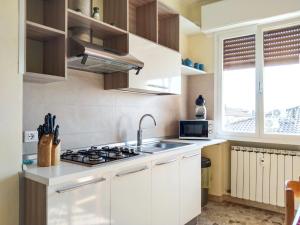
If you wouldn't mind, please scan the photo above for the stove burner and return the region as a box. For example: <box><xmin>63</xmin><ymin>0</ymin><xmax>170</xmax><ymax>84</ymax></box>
<box><xmin>61</xmin><ymin>145</ymin><xmax>139</xmax><ymax>166</ymax></box>
<box><xmin>78</xmin><ymin>150</ymin><xmax>88</xmax><ymax>155</ymax></box>
<box><xmin>88</xmin><ymin>154</ymin><xmax>105</xmax><ymax>162</ymax></box>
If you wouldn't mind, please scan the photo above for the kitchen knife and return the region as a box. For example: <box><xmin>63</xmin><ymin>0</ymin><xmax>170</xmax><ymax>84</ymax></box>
<box><xmin>54</xmin><ymin>125</ymin><xmax>60</xmax><ymax>145</ymax></box>
<box><xmin>52</xmin><ymin>115</ymin><xmax>56</xmax><ymax>134</ymax></box>
<box><xmin>48</xmin><ymin>113</ymin><xmax>53</xmax><ymax>134</ymax></box>
<box><xmin>44</xmin><ymin>115</ymin><xmax>48</xmax><ymax>134</ymax></box>
<box><xmin>43</xmin><ymin>123</ymin><xmax>49</xmax><ymax>135</ymax></box>
<box><xmin>44</xmin><ymin>114</ymin><xmax>48</xmax><ymax>127</ymax></box>
<box><xmin>37</xmin><ymin>125</ymin><xmax>43</xmax><ymax>141</ymax></box>
<box><xmin>48</xmin><ymin>114</ymin><xmax>52</xmax><ymax>134</ymax></box>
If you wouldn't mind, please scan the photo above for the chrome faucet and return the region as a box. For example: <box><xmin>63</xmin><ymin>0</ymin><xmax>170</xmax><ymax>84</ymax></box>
<box><xmin>137</xmin><ymin>114</ymin><xmax>157</xmax><ymax>147</ymax></box>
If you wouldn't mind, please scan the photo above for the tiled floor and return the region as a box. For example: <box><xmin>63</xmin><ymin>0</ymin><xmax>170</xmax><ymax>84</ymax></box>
<box><xmin>197</xmin><ymin>201</ymin><xmax>284</xmax><ymax>225</ymax></box>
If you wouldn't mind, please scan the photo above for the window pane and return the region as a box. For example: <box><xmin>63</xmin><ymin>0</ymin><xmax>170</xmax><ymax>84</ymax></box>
<box><xmin>222</xmin><ymin>35</ymin><xmax>256</xmax><ymax>133</ymax></box>
<box><xmin>264</xmin><ymin>64</ymin><xmax>300</xmax><ymax>135</ymax></box>
<box><xmin>263</xmin><ymin>25</ymin><xmax>300</xmax><ymax>135</ymax></box>
<box><xmin>222</xmin><ymin>68</ymin><xmax>256</xmax><ymax>133</ymax></box>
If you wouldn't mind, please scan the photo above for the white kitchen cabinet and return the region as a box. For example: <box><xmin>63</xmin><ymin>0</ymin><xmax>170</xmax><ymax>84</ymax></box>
<box><xmin>128</xmin><ymin>34</ymin><xmax>181</xmax><ymax>94</ymax></box>
<box><xmin>111</xmin><ymin>163</ymin><xmax>151</xmax><ymax>225</ymax></box>
<box><xmin>25</xmin><ymin>145</ymin><xmax>204</xmax><ymax>225</ymax></box>
<box><xmin>152</xmin><ymin>156</ymin><xmax>180</xmax><ymax>225</ymax></box>
<box><xmin>104</xmin><ymin>34</ymin><xmax>181</xmax><ymax>95</ymax></box>
<box><xmin>47</xmin><ymin>175</ymin><xmax>110</xmax><ymax>225</ymax></box>
<box><xmin>180</xmin><ymin>150</ymin><xmax>202</xmax><ymax>224</ymax></box>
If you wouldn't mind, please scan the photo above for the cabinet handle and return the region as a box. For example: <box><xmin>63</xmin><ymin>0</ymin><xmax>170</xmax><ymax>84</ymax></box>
<box><xmin>155</xmin><ymin>158</ymin><xmax>177</xmax><ymax>166</ymax></box>
<box><xmin>147</xmin><ymin>84</ymin><xmax>169</xmax><ymax>90</ymax></box>
<box><xmin>56</xmin><ymin>178</ymin><xmax>106</xmax><ymax>194</ymax></box>
<box><xmin>183</xmin><ymin>153</ymin><xmax>200</xmax><ymax>159</ymax></box>
<box><xmin>116</xmin><ymin>166</ymin><xmax>149</xmax><ymax>177</ymax></box>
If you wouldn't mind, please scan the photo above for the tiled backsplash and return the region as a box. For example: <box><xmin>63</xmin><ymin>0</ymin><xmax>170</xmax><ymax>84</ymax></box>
<box><xmin>23</xmin><ymin>70</ymin><xmax>187</xmax><ymax>154</ymax></box>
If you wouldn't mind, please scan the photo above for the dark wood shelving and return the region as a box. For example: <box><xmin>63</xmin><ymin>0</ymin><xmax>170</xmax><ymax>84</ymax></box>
<box><xmin>26</xmin><ymin>0</ymin><xmax>66</xmax><ymax>31</ymax></box>
<box><xmin>68</xmin><ymin>9</ymin><xmax>128</xmax><ymax>39</ymax></box>
<box><xmin>23</xmin><ymin>0</ymin><xmax>186</xmax><ymax>84</ymax></box>
<box><xmin>157</xmin><ymin>2</ymin><xmax>179</xmax><ymax>52</ymax></box>
<box><xmin>26</xmin><ymin>21</ymin><xmax>65</xmax><ymax>41</ymax></box>
<box><xmin>25</xmin><ymin>0</ymin><xmax>67</xmax><ymax>83</ymax></box>
<box><xmin>129</xmin><ymin>0</ymin><xmax>158</xmax><ymax>43</ymax></box>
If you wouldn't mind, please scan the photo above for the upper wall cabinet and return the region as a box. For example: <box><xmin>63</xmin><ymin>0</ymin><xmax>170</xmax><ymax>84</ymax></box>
<box><xmin>129</xmin><ymin>0</ymin><xmax>158</xmax><ymax>43</ymax></box>
<box><xmin>104</xmin><ymin>34</ymin><xmax>181</xmax><ymax>95</ymax></box>
<box><xmin>67</xmin><ymin>0</ymin><xmax>129</xmax><ymax>55</ymax></box>
<box><xmin>23</xmin><ymin>0</ymin><xmax>183</xmax><ymax>86</ymax></box>
<box><xmin>27</xmin><ymin>0</ymin><xmax>66</xmax><ymax>31</ymax></box>
<box><xmin>24</xmin><ymin>0</ymin><xmax>67</xmax><ymax>83</ymax></box>
<box><xmin>158</xmin><ymin>3</ymin><xmax>179</xmax><ymax>52</ymax></box>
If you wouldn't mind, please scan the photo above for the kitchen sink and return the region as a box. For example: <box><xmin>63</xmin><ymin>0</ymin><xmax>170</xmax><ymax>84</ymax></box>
<box><xmin>132</xmin><ymin>141</ymin><xmax>193</xmax><ymax>154</ymax></box>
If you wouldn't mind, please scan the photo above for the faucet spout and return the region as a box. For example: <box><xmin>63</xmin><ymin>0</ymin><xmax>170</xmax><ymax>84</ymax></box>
<box><xmin>137</xmin><ymin>114</ymin><xmax>157</xmax><ymax>147</ymax></box>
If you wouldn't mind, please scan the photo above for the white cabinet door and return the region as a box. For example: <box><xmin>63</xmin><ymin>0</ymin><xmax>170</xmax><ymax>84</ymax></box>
<box><xmin>180</xmin><ymin>150</ymin><xmax>202</xmax><ymax>225</ymax></box>
<box><xmin>152</xmin><ymin>157</ymin><xmax>180</xmax><ymax>225</ymax></box>
<box><xmin>128</xmin><ymin>34</ymin><xmax>181</xmax><ymax>94</ymax></box>
<box><xmin>48</xmin><ymin>176</ymin><xmax>110</xmax><ymax>225</ymax></box>
<box><xmin>111</xmin><ymin>164</ymin><xmax>151</xmax><ymax>225</ymax></box>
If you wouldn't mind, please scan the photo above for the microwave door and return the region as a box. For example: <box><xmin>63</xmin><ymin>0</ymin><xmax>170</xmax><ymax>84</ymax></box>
<box><xmin>180</xmin><ymin>121</ymin><xmax>208</xmax><ymax>138</ymax></box>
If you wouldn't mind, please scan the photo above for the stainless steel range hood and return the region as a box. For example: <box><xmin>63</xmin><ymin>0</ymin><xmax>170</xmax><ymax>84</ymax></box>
<box><xmin>67</xmin><ymin>37</ymin><xmax>144</xmax><ymax>75</ymax></box>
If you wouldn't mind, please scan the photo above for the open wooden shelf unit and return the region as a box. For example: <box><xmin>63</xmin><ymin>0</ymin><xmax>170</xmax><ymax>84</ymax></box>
<box><xmin>24</xmin><ymin>0</ymin><xmax>199</xmax><ymax>83</ymax></box>
<box><xmin>24</xmin><ymin>0</ymin><xmax>67</xmax><ymax>83</ymax></box>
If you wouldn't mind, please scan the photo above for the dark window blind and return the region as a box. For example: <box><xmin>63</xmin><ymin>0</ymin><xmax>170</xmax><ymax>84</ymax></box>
<box><xmin>223</xmin><ymin>34</ymin><xmax>256</xmax><ymax>70</ymax></box>
<box><xmin>264</xmin><ymin>25</ymin><xmax>300</xmax><ymax>66</ymax></box>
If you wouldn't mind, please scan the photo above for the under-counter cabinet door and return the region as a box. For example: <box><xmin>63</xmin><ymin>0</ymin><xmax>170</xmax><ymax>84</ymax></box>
<box><xmin>180</xmin><ymin>150</ymin><xmax>202</xmax><ymax>224</ymax></box>
<box><xmin>47</xmin><ymin>176</ymin><xmax>110</xmax><ymax>225</ymax></box>
<box><xmin>152</xmin><ymin>157</ymin><xmax>180</xmax><ymax>225</ymax></box>
<box><xmin>111</xmin><ymin>164</ymin><xmax>151</xmax><ymax>225</ymax></box>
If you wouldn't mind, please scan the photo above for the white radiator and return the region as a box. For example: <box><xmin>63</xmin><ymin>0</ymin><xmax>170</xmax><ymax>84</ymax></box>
<box><xmin>231</xmin><ymin>146</ymin><xmax>300</xmax><ymax>207</ymax></box>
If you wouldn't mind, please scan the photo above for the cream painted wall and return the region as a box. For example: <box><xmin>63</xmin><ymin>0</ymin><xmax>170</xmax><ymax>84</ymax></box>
<box><xmin>187</xmin><ymin>74</ymin><xmax>214</xmax><ymax>119</ymax></box>
<box><xmin>186</xmin><ymin>33</ymin><xmax>214</xmax><ymax>74</ymax></box>
<box><xmin>160</xmin><ymin>0</ymin><xmax>188</xmax><ymax>17</ymax></box>
<box><xmin>0</xmin><ymin>1</ymin><xmax>22</xmax><ymax>225</ymax></box>
<box><xmin>202</xmin><ymin>142</ymin><xmax>230</xmax><ymax>196</ymax></box>
<box><xmin>184</xmin><ymin>32</ymin><xmax>215</xmax><ymax>120</ymax></box>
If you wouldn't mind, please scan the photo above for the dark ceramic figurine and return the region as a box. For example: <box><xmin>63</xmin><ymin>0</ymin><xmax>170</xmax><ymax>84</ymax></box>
<box><xmin>195</xmin><ymin>95</ymin><xmax>207</xmax><ymax>120</ymax></box>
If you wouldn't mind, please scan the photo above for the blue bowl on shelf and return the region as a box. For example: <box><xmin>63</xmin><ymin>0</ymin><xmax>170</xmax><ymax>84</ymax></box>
<box><xmin>198</xmin><ymin>64</ymin><xmax>204</xmax><ymax>71</ymax></box>
<box><xmin>183</xmin><ymin>58</ymin><xmax>193</xmax><ymax>67</ymax></box>
<box><xmin>194</xmin><ymin>63</ymin><xmax>199</xmax><ymax>69</ymax></box>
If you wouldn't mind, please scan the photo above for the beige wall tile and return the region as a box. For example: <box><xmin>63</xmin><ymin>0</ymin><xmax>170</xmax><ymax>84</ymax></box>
<box><xmin>23</xmin><ymin>70</ymin><xmax>187</xmax><ymax>154</ymax></box>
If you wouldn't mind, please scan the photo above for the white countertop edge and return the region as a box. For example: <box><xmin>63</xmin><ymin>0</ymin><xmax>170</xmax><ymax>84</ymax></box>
<box><xmin>24</xmin><ymin>139</ymin><xmax>226</xmax><ymax>186</ymax></box>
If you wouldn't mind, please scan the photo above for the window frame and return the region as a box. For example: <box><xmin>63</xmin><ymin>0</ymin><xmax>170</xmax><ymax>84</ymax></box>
<box><xmin>215</xmin><ymin>19</ymin><xmax>300</xmax><ymax>145</ymax></box>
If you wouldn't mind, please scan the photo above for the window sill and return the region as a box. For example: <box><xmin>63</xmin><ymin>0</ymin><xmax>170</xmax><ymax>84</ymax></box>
<box><xmin>216</xmin><ymin>134</ymin><xmax>300</xmax><ymax>146</ymax></box>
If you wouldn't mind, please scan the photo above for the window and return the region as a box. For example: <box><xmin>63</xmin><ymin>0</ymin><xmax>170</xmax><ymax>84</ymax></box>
<box><xmin>263</xmin><ymin>25</ymin><xmax>300</xmax><ymax>135</ymax></box>
<box><xmin>217</xmin><ymin>22</ymin><xmax>300</xmax><ymax>141</ymax></box>
<box><xmin>222</xmin><ymin>35</ymin><xmax>256</xmax><ymax>133</ymax></box>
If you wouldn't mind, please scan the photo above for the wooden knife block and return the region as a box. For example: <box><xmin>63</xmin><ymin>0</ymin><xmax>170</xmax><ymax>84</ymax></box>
<box><xmin>51</xmin><ymin>142</ymin><xmax>61</xmax><ymax>166</ymax></box>
<box><xmin>37</xmin><ymin>135</ymin><xmax>53</xmax><ymax>167</ymax></box>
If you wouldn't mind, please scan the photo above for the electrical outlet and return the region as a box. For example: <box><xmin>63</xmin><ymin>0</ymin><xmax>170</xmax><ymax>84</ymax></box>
<box><xmin>24</xmin><ymin>131</ymin><xmax>39</xmax><ymax>143</ymax></box>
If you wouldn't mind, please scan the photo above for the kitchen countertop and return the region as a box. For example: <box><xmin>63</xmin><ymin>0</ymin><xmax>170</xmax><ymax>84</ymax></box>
<box><xmin>24</xmin><ymin>139</ymin><xmax>226</xmax><ymax>186</ymax></box>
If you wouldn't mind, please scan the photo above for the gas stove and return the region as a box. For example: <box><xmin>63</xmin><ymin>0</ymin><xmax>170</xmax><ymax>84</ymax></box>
<box><xmin>61</xmin><ymin>145</ymin><xmax>140</xmax><ymax>166</ymax></box>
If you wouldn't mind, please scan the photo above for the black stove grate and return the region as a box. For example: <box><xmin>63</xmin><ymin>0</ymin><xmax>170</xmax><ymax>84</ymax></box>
<box><xmin>61</xmin><ymin>146</ymin><xmax>139</xmax><ymax>166</ymax></box>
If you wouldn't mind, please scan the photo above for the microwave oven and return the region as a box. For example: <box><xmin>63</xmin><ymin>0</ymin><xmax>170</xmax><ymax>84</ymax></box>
<box><xmin>179</xmin><ymin>120</ymin><xmax>214</xmax><ymax>140</ymax></box>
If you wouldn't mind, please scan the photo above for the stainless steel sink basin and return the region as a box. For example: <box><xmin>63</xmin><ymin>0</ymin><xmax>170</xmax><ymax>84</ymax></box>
<box><xmin>133</xmin><ymin>141</ymin><xmax>192</xmax><ymax>154</ymax></box>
